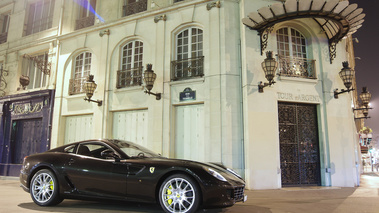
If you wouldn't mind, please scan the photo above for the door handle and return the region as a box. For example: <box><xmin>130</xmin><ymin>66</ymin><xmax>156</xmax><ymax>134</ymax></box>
<box><xmin>68</xmin><ymin>158</ymin><xmax>75</xmax><ymax>165</ymax></box>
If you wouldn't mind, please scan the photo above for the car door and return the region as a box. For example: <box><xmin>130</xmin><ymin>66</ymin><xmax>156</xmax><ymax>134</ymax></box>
<box><xmin>63</xmin><ymin>142</ymin><xmax>128</xmax><ymax>198</ymax></box>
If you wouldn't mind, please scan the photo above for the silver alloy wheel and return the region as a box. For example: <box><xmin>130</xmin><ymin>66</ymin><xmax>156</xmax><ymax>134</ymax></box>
<box><xmin>31</xmin><ymin>172</ymin><xmax>55</xmax><ymax>203</ymax></box>
<box><xmin>161</xmin><ymin>177</ymin><xmax>196</xmax><ymax>213</ymax></box>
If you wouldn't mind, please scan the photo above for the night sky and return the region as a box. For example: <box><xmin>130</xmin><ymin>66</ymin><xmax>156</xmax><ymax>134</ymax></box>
<box><xmin>348</xmin><ymin>0</ymin><xmax>379</xmax><ymax>139</ymax></box>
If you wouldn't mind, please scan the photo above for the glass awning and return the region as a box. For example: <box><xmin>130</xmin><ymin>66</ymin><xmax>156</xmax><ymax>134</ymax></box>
<box><xmin>242</xmin><ymin>0</ymin><xmax>365</xmax><ymax>63</ymax></box>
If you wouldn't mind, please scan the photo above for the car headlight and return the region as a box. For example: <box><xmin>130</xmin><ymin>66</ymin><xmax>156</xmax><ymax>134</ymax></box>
<box><xmin>227</xmin><ymin>168</ymin><xmax>242</xmax><ymax>179</ymax></box>
<box><xmin>205</xmin><ymin>167</ymin><xmax>227</xmax><ymax>182</ymax></box>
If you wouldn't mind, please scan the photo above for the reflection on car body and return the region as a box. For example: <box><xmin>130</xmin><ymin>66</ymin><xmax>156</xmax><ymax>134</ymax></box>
<box><xmin>20</xmin><ymin>139</ymin><xmax>246</xmax><ymax>213</ymax></box>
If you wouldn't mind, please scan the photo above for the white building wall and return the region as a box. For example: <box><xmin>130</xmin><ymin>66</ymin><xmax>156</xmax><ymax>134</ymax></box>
<box><xmin>0</xmin><ymin>0</ymin><xmax>363</xmax><ymax>188</ymax></box>
<box><xmin>49</xmin><ymin>0</ymin><xmax>244</xmax><ymax>175</ymax></box>
<box><xmin>240</xmin><ymin>0</ymin><xmax>360</xmax><ymax>189</ymax></box>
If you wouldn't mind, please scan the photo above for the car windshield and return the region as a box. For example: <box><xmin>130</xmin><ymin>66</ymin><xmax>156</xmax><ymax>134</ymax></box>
<box><xmin>109</xmin><ymin>140</ymin><xmax>160</xmax><ymax>158</ymax></box>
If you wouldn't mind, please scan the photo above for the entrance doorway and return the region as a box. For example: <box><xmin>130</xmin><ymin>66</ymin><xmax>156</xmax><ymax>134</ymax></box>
<box><xmin>175</xmin><ymin>104</ymin><xmax>205</xmax><ymax>162</ymax></box>
<box><xmin>10</xmin><ymin>119</ymin><xmax>44</xmax><ymax>164</ymax></box>
<box><xmin>278</xmin><ymin>102</ymin><xmax>321</xmax><ymax>186</ymax></box>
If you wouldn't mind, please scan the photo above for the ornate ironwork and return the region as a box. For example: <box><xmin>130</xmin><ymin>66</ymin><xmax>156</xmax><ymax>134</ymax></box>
<box><xmin>279</xmin><ymin>103</ymin><xmax>321</xmax><ymax>186</ymax></box>
<box><xmin>171</xmin><ymin>56</ymin><xmax>204</xmax><ymax>81</ymax></box>
<box><xmin>116</xmin><ymin>66</ymin><xmax>143</xmax><ymax>88</ymax></box>
<box><xmin>277</xmin><ymin>56</ymin><xmax>316</xmax><ymax>79</ymax></box>
<box><xmin>329</xmin><ymin>41</ymin><xmax>337</xmax><ymax>64</ymax></box>
<box><xmin>258</xmin><ymin>26</ymin><xmax>274</xmax><ymax>55</ymax></box>
<box><xmin>23</xmin><ymin>53</ymin><xmax>51</xmax><ymax>75</ymax></box>
<box><xmin>75</xmin><ymin>15</ymin><xmax>95</xmax><ymax>30</ymax></box>
<box><xmin>123</xmin><ymin>0</ymin><xmax>147</xmax><ymax>17</ymax></box>
<box><xmin>0</xmin><ymin>32</ymin><xmax>7</xmax><ymax>44</ymax></box>
<box><xmin>69</xmin><ymin>77</ymin><xmax>87</xmax><ymax>95</ymax></box>
<box><xmin>9</xmin><ymin>101</ymin><xmax>44</xmax><ymax>115</ymax></box>
<box><xmin>0</xmin><ymin>64</ymin><xmax>9</xmax><ymax>97</ymax></box>
<box><xmin>242</xmin><ymin>1</ymin><xmax>365</xmax><ymax>64</ymax></box>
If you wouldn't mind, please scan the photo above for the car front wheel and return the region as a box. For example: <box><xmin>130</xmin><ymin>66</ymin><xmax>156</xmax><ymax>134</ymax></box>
<box><xmin>30</xmin><ymin>169</ymin><xmax>63</xmax><ymax>206</ymax></box>
<box><xmin>159</xmin><ymin>174</ymin><xmax>200</xmax><ymax>213</ymax></box>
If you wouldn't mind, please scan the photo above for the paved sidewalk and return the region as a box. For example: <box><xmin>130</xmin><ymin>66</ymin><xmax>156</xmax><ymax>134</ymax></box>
<box><xmin>1</xmin><ymin>173</ymin><xmax>379</xmax><ymax>213</ymax></box>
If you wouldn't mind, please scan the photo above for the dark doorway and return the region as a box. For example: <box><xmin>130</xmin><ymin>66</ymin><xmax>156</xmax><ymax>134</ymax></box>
<box><xmin>10</xmin><ymin>119</ymin><xmax>43</xmax><ymax>164</ymax></box>
<box><xmin>0</xmin><ymin>89</ymin><xmax>54</xmax><ymax>176</ymax></box>
<box><xmin>278</xmin><ymin>102</ymin><xmax>321</xmax><ymax>186</ymax></box>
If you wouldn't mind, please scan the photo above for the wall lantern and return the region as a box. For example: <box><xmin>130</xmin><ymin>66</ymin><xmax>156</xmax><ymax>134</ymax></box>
<box><xmin>259</xmin><ymin>51</ymin><xmax>277</xmax><ymax>93</ymax></box>
<box><xmin>359</xmin><ymin>87</ymin><xmax>371</xmax><ymax>107</ymax></box>
<box><xmin>143</xmin><ymin>64</ymin><xmax>161</xmax><ymax>100</ymax></box>
<box><xmin>83</xmin><ymin>75</ymin><xmax>102</xmax><ymax>106</ymax></box>
<box><xmin>334</xmin><ymin>61</ymin><xmax>355</xmax><ymax>99</ymax></box>
<box><xmin>354</xmin><ymin>87</ymin><xmax>372</xmax><ymax>120</ymax></box>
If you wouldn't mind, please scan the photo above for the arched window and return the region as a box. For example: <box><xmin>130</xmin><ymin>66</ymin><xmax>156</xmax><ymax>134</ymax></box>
<box><xmin>277</xmin><ymin>27</ymin><xmax>307</xmax><ymax>59</ymax></box>
<box><xmin>276</xmin><ymin>27</ymin><xmax>315</xmax><ymax>78</ymax></box>
<box><xmin>69</xmin><ymin>52</ymin><xmax>92</xmax><ymax>95</ymax></box>
<box><xmin>117</xmin><ymin>40</ymin><xmax>143</xmax><ymax>88</ymax></box>
<box><xmin>171</xmin><ymin>27</ymin><xmax>204</xmax><ymax>81</ymax></box>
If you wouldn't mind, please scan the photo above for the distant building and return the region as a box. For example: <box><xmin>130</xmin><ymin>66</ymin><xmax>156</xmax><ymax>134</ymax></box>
<box><xmin>0</xmin><ymin>0</ymin><xmax>368</xmax><ymax>189</ymax></box>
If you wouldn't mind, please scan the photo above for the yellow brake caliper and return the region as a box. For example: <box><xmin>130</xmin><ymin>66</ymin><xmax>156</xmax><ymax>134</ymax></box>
<box><xmin>49</xmin><ymin>181</ymin><xmax>54</xmax><ymax>190</ymax></box>
<box><xmin>167</xmin><ymin>185</ymin><xmax>173</xmax><ymax>205</ymax></box>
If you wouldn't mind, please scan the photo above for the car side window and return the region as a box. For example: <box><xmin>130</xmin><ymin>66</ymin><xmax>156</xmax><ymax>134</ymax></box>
<box><xmin>76</xmin><ymin>143</ymin><xmax>115</xmax><ymax>159</ymax></box>
<box><xmin>64</xmin><ymin>145</ymin><xmax>76</xmax><ymax>153</ymax></box>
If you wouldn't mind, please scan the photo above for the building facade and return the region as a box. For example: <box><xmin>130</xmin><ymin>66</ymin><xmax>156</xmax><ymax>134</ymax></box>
<box><xmin>0</xmin><ymin>0</ymin><xmax>367</xmax><ymax>189</ymax></box>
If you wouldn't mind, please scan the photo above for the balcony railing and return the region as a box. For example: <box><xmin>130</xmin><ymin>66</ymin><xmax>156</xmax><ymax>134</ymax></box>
<box><xmin>0</xmin><ymin>32</ymin><xmax>7</xmax><ymax>44</ymax></box>
<box><xmin>69</xmin><ymin>77</ymin><xmax>86</xmax><ymax>95</ymax></box>
<box><xmin>123</xmin><ymin>0</ymin><xmax>147</xmax><ymax>16</ymax></box>
<box><xmin>171</xmin><ymin>56</ymin><xmax>204</xmax><ymax>81</ymax></box>
<box><xmin>116</xmin><ymin>66</ymin><xmax>143</xmax><ymax>88</ymax></box>
<box><xmin>75</xmin><ymin>15</ymin><xmax>95</xmax><ymax>30</ymax></box>
<box><xmin>277</xmin><ymin>56</ymin><xmax>316</xmax><ymax>79</ymax></box>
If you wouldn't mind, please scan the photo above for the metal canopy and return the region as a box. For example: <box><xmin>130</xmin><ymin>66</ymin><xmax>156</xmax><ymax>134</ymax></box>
<box><xmin>242</xmin><ymin>0</ymin><xmax>365</xmax><ymax>63</ymax></box>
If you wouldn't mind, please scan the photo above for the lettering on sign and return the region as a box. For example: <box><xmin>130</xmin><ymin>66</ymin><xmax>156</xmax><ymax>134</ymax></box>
<box><xmin>277</xmin><ymin>92</ymin><xmax>320</xmax><ymax>102</ymax></box>
<box><xmin>180</xmin><ymin>87</ymin><xmax>196</xmax><ymax>101</ymax></box>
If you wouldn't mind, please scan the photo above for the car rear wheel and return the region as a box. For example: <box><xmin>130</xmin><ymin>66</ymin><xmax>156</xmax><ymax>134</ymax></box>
<box><xmin>159</xmin><ymin>174</ymin><xmax>200</xmax><ymax>213</ymax></box>
<box><xmin>30</xmin><ymin>169</ymin><xmax>63</xmax><ymax>206</ymax></box>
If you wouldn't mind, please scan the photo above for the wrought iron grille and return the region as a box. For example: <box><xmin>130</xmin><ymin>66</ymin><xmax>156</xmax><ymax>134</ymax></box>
<box><xmin>0</xmin><ymin>65</ymin><xmax>9</xmax><ymax>97</ymax></box>
<box><xmin>171</xmin><ymin>56</ymin><xmax>204</xmax><ymax>81</ymax></box>
<box><xmin>278</xmin><ymin>102</ymin><xmax>321</xmax><ymax>186</ymax></box>
<box><xmin>69</xmin><ymin>77</ymin><xmax>86</xmax><ymax>95</ymax></box>
<box><xmin>277</xmin><ymin>56</ymin><xmax>316</xmax><ymax>79</ymax></box>
<box><xmin>123</xmin><ymin>0</ymin><xmax>147</xmax><ymax>16</ymax></box>
<box><xmin>75</xmin><ymin>15</ymin><xmax>95</xmax><ymax>30</ymax></box>
<box><xmin>116</xmin><ymin>67</ymin><xmax>143</xmax><ymax>88</ymax></box>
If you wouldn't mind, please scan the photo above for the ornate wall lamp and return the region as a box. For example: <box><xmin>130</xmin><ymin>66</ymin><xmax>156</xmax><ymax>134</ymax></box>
<box><xmin>83</xmin><ymin>75</ymin><xmax>102</xmax><ymax>106</ymax></box>
<box><xmin>143</xmin><ymin>64</ymin><xmax>161</xmax><ymax>100</ymax></box>
<box><xmin>259</xmin><ymin>51</ymin><xmax>278</xmax><ymax>93</ymax></box>
<box><xmin>154</xmin><ymin>14</ymin><xmax>166</xmax><ymax>23</ymax></box>
<box><xmin>99</xmin><ymin>29</ymin><xmax>110</xmax><ymax>37</ymax></box>
<box><xmin>207</xmin><ymin>1</ymin><xmax>221</xmax><ymax>10</ymax></box>
<box><xmin>354</xmin><ymin>87</ymin><xmax>372</xmax><ymax>119</ymax></box>
<box><xmin>334</xmin><ymin>62</ymin><xmax>355</xmax><ymax>99</ymax></box>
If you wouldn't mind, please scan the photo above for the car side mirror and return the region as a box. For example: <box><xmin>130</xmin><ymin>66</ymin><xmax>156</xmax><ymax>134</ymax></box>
<box><xmin>101</xmin><ymin>149</ymin><xmax>120</xmax><ymax>161</ymax></box>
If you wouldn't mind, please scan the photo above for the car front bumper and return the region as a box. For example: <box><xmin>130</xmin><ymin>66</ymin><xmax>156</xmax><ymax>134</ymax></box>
<box><xmin>201</xmin><ymin>183</ymin><xmax>247</xmax><ymax>208</ymax></box>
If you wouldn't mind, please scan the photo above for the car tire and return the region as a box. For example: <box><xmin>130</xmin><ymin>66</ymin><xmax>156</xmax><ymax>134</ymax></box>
<box><xmin>30</xmin><ymin>169</ymin><xmax>63</xmax><ymax>206</ymax></box>
<box><xmin>159</xmin><ymin>174</ymin><xmax>201</xmax><ymax>213</ymax></box>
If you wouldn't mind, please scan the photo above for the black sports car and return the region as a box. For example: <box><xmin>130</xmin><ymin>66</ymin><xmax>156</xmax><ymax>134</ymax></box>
<box><xmin>20</xmin><ymin>139</ymin><xmax>246</xmax><ymax>213</ymax></box>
